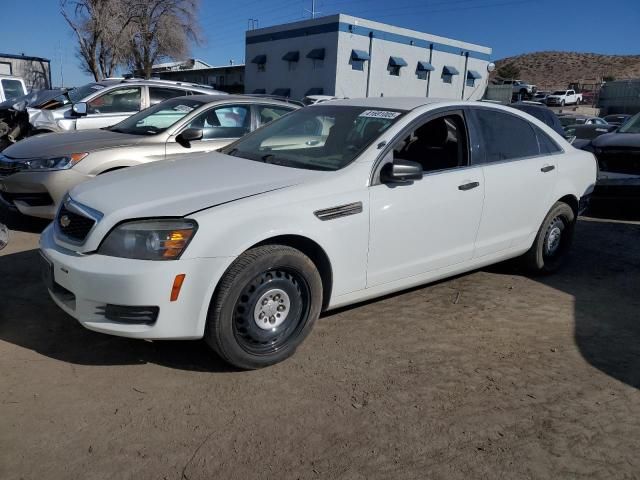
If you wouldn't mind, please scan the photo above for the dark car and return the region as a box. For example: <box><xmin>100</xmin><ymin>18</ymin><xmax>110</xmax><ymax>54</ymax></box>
<box><xmin>509</xmin><ymin>102</ymin><xmax>566</xmax><ymax>137</ymax></box>
<box><xmin>602</xmin><ymin>114</ymin><xmax>632</xmax><ymax>126</ymax></box>
<box><xmin>590</xmin><ymin>112</ymin><xmax>640</xmax><ymax>201</ymax></box>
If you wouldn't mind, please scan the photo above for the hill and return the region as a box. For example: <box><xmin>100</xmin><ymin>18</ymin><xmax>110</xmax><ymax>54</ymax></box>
<box><xmin>492</xmin><ymin>51</ymin><xmax>640</xmax><ymax>90</ymax></box>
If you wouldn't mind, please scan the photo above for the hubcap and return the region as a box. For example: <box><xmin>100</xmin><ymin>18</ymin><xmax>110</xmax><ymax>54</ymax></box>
<box><xmin>253</xmin><ymin>288</ymin><xmax>290</xmax><ymax>330</ymax></box>
<box><xmin>0</xmin><ymin>223</ymin><xmax>8</xmax><ymax>250</ymax></box>
<box><xmin>545</xmin><ymin>217</ymin><xmax>564</xmax><ymax>256</ymax></box>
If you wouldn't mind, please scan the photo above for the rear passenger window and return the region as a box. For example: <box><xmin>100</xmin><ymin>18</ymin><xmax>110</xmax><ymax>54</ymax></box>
<box><xmin>149</xmin><ymin>87</ymin><xmax>188</xmax><ymax>106</ymax></box>
<box><xmin>473</xmin><ymin>109</ymin><xmax>540</xmax><ymax>162</ymax></box>
<box><xmin>534</xmin><ymin>126</ymin><xmax>562</xmax><ymax>154</ymax></box>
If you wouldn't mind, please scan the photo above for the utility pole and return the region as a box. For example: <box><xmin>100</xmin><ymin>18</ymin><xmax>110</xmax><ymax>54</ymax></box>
<box><xmin>305</xmin><ymin>0</ymin><xmax>319</xmax><ymax>19</ymax></box>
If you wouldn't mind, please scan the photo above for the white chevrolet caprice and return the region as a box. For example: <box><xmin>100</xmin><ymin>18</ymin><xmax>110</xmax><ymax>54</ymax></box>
<box><xmin>40</xmin><ymin>98</ymin><xmax>597</xmax><ymax>369</ymax></box>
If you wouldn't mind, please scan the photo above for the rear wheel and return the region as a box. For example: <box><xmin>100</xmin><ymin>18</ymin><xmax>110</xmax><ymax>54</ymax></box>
<box><xmin>205</xmin><ymin>245</ymin><xmax>323</xmax><ymax>369</ymax></box>
<box><xmin>520</xmin><ymin>202</ymin><xmax>576</xmax><ymax>274</ymax></box>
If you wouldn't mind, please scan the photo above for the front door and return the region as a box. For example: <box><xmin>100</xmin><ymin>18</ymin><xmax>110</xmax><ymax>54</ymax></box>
<box><xmin>75</xmin><ymin>86</ymin><xmax>142</xmax><ymax>130</ymax></box>
<box><xmin>165</xmin><ymin>103</ymin><xmax>252</xmax><ymax>158</ymax></box>
<box><xmin>367</xmin><ymin>111</ymin><xmax>485</xmax><ymax>287</ymax></box>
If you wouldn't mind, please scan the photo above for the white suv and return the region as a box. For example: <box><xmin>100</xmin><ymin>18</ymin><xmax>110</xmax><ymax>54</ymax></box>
<box><xmin>28</xmin><ymin>78</ymin><xmax>225</xmax><ymax>134</ymax></box>
<box><xmin>40</xmin><ymin>98</ymin><xmax>597</xmax><ymax>369</ymax></box>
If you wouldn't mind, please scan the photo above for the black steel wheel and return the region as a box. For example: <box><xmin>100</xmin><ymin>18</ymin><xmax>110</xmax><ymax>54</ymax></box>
<box><xmin>205</xmin><ymin>245</ymin><xmax>323</xmax><ymax>369</ymax></box>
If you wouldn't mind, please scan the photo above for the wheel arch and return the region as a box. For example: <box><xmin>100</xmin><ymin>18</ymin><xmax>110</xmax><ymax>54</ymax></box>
<box><xmin>556</xmin><ymin>193</ymin><xmax>579</xmax><ymax>215</ymax></box>
<box><xmin>251</xmin><ymin>234</ymin><xmax>333</xmax><ymax>311</ymax></box>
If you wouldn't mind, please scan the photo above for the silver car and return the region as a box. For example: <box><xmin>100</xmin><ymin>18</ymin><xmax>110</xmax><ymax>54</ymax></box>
<box><xmin>27</xmin><ymin>78</ymin><xmax>224</xmax><ymax>135</ymax></box>
<box><xmin>0</xmin><ymin>95</ymin><xmax>298</xmax><ymax>218</ymax></box>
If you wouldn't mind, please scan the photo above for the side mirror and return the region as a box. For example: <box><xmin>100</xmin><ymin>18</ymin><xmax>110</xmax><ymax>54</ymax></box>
<box><xmin>71</xmin><ymin>102</ymin><xmax>88</xmax><ymax>117</ymax></box>
<box><xmin>176</xmin><ymin>128</ymin><xmax>203</xmax><ymax>148</ymax></box>
<box><xmin>380</xmin><ymin>160</ymin><xmax>423</xmax><ymax>184</ymax></box>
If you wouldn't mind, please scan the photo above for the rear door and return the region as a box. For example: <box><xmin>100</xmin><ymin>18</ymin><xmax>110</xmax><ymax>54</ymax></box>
<box><xmin>467</xmin><ymin>107</ymin><xmax>560</xmax><ymax>257</ymax></box>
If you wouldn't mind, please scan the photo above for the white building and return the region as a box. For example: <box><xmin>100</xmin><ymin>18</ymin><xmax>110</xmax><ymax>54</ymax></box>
<box><xmin>245</xmin><ymin>14</ymin><xmax>493</xmax><ymax>101</ymax></box>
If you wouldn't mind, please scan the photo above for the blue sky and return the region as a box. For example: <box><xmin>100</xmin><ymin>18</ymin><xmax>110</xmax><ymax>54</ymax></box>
<box><xmin>2</xmin><ymin>0</ymin><xmax>639</xmax><ymax>87</ymax></box>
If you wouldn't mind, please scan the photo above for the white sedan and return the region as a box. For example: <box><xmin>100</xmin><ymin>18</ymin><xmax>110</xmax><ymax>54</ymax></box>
<box><xmin>40</xmin><ymin>98</ymin><xmax>597</xmax><ymax>369</ymax></box>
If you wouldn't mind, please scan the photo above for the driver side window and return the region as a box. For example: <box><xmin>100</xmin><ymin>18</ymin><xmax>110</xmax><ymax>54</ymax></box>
<box><xmin>87</xmin><ymin>87</ymin><xmax>141</xmax><ymax>114</ymax></box>
<box><xmin>393</xmin><ymin>113</ymin><xmax>469</xmax><ymax>172</ymax></box>
<box><xmin>184</xmin><ymin>104</ymin><xmax>251</xmax><ymax>139</ymax></box>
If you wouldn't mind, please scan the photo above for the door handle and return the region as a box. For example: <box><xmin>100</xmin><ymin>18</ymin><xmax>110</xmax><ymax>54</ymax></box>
<box><xmin>541</xmin><ymin>165</ymin><xmax>555</xmax><ymax>173</ymax></box>
<box><xmin>458</xmin><ymin>181</ymin><xmax>480</xmax><ymax>191</ymax></box>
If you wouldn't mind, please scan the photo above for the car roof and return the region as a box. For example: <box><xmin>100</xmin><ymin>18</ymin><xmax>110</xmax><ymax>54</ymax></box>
<box><xmin>316</xmin><ymin>96</ymin><xmax>452</xmax><ymax>111</ymax></box>
<box><xmin>187</xmin><ymin>94</ymin><xmax>299</xmax><ymax>107</ymax></box>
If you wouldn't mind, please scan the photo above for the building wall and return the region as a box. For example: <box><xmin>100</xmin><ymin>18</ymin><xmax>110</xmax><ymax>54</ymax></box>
<box><xmin>0</xmin><ymin>55</ymin><xmax>51</xmax><ymax>90</ymax></box>
<box><xmin>157</xmin><ymin>66</ymin><xmax>245</xmax><ymax>93</ymax></box>
<box><xmin>245</xmin><ymin>14</ymin><xmax>492</xmax><ymax>101</ymax></box>
<box><xmin>245</xmin><ymin>26</ymin><xmax>339</xmax><ymax>98</ymax></box>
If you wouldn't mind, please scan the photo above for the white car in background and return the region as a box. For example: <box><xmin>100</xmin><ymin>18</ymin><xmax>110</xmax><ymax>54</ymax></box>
<box><xmin>40</xmin><ymin>98</ymin><xmax>597</xmax><ymax>369</ymax></box>
<box><xmin>546</xmin><ymin>89</ymin><xmax>582</xmax><ymax>107</ymax></box>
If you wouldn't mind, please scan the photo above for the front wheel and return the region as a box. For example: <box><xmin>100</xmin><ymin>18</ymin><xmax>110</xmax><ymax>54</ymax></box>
<box><xmin>520</xmin><ymin>202</ymin><xmax>576</xmax><ymax>274</ymax></box>
<box><xmin>205</xmin><ymin>245</ymin><xmax>323</xmax><ymax>369</ymax></box>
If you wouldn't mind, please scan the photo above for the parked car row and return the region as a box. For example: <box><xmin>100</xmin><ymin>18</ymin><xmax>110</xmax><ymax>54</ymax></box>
<box><xmin>0</xmin><ymin>95</ymin><xmax>298</xmax><ymax>218</ymax></box>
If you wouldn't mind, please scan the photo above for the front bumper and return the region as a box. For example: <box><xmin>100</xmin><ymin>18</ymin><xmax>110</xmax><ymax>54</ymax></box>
<box><xmin>593</xmin><ymin>172</ymin><xmax>640</xmax><ymax>200</ymax></box>
<box><xmin>0</xmin><ymin>168</ymin><xmax>91</xmax><ymax>219</ymax></box>
<box><xmin>39</xmin><ymin>225</ymin><xmax>233</xmax><ymax>340</ymax></box>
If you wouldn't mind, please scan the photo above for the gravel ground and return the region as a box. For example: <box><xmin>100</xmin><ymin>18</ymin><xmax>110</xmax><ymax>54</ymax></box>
<box><xmin>1</xmin><ymin>206</ymin><xmax>639</xmax><ymax>480</ymax></box>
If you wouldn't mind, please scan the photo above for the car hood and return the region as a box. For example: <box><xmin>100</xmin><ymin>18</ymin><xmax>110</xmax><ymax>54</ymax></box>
<box><xmin>70</xmin><ymin>152</ymin><xmax>320</xmax><ymax>219</ymax></box>
<box><xmin>2</xmin><ymin>129</ymin><xmax>144</xmax><ymax>159</ymax></box>
<box><xmin>592</xmin><ymin>132</ymin><xmax>640</xmax><ymax>149</ymax></box>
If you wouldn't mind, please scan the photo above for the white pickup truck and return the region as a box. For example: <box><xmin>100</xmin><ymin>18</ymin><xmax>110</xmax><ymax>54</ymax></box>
<box><xmin>498</xmin><ymin>79</ymin><xmax>537</xmax><ymax>97</ymax></box>
<box><xmin>546</xmin><ymin>89</ymin><xmax>582</xmax><ymax>107</ymax></box>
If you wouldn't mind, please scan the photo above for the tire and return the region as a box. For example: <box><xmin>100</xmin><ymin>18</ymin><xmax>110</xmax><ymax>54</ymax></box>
<box><xmin>520</xmin><ymin>202</ymin><xmax>576</xmax><ymax>274</ymax></box>
<box><xmin>204</xmin><ymin>244</ymin><xmax>323</xmax><ymax>369</ymax></box>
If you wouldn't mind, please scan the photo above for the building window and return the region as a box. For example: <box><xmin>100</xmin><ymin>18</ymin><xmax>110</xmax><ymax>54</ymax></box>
<box><xmin>416</xmin><ymin>61</ymin><xmax>434</xmax><ymax>81</ymax></box>
<box><xmin>417</xmin><ymin>70</ymin><xmax>428</xmax><ymax>80</ymax></box>
<box><xmin>351</xmin><ymin>60</ymin><xmax>365</xmax><ymax>71</ymax></box>
<box><xmin>251</xmin><ymin>54</ymin><xmax>267</xmax><ymax>73</ymax></box>
<box><xmin>466</xmin><ymin>70</ymin><xmax>481</xmax><ymax>88</ymax></box>
<box><xmin>387</xmin><ymin>56</ymin><xmax>407</xmax><ymax>77</ymax></box>
<box><xmin>258</xmin><ymin>64</ymin><xmax>265</xmax><ymax>72</ymax></box>
<box><xmin>442</xmin><ymin>66</ymin><xmax>459</xmax><ymax>85</ymax></box>
<box><xmin>0</xmin><ymin>62</ymin><xmax>12</xmax><ymax>76</ymax></box>
<box><xmin>350</xmin><ymin>50</ymin><xmax>370</xmax><ymax>72</ymax></box>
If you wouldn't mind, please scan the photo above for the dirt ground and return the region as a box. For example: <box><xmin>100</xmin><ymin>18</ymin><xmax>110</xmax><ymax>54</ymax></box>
<box><xmin>1</xmin><ymin>205</ymin><xmax>639</xmax><ymax>480</ymax></box>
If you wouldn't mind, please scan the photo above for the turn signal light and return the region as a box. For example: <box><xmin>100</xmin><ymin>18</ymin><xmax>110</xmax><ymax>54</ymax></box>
<box><xmin>170</xmin><ymin>274</ymin><xmax>186</xmax><ymax>302</ymax></box>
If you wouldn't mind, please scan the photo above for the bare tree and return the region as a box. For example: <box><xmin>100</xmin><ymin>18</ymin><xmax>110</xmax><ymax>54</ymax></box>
<box><xmin>60</xmin><ymin>0</ymin><xmax>132</xmax><ymax>81</ymax></box>
<box><xmin>126</xmin><ymin>0</ymin><xmax>202</xmax><ymax>78</ymax></box>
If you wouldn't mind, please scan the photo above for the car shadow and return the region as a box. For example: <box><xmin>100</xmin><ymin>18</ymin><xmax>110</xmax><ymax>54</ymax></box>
<box><xmin>0</xmin><ymin>207</ymin><xmax>50</xmax><ymax>234</ymax></box>
<box><xmin>0</xmin><ymin>248</ymin><xmax>238</xmax><ymax>373</ymax></box>
<box><xmin>0</xmin><ymin>206</ymin><xmax>638</xmax><ymax>383</ymax></box>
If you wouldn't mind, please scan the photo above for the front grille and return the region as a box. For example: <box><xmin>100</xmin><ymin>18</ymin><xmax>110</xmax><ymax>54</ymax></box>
<box><xmin>57</xmin><ymin>204</ymin><xmax>96</xmax><ymax>242</ymax></box>
<box><xmin>96</xmin><ymin>304</ymin><xmax>159</xmax><ymax>325</ymax></box>
<box><xmin>596</xmin><ymin>149</ymin><xmax>640</xmax><ymax>175</ymax></box>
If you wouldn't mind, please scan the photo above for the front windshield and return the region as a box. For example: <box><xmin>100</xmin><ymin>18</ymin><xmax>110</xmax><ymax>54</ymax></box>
<box><xmin>109</xmin><ymin>97</ymin><xmax>204</xmax><ymax>135</ymax></box>
<box><xmin>67</xmin><ymin>83</ymin><xmax>107</xmax><ymax>103</ymax></box>
<box><xmin>618</xmin><ymin>112</ymin><xmax>640</xmax><ymax>133</ymax></box>
<box><xmin>221</xmin><ymin>105</ymin><xmax>405</xmax><ymax>171</ymax></box>
<box><xmin>552</xmin><ymin>91</ymin><xmax>566</xmax><ymax>95</ymax></box>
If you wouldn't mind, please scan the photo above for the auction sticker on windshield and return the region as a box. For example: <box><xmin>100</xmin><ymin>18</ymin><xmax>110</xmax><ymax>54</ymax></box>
<box><xmin>359</xmin><ymin>110</ymin><xmax>402</xmax><ymax>119</ymax></box>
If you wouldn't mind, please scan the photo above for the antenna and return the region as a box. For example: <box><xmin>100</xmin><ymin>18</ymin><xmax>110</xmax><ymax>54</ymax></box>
<box><xmin>305</xmin><ymin>0</ymin><xmax>320</xmax><ymax>18</ymax></box>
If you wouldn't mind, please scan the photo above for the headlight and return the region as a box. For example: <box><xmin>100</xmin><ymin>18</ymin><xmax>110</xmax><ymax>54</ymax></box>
<box><xmin>98</xmin><ymin>219</ymin><xmax>197</xmax><ymax>260</ymax></box>
<box><xmin>22</xmin><ymin>152</ymin><xmax>88</xmax><ymax>171</ymax></box>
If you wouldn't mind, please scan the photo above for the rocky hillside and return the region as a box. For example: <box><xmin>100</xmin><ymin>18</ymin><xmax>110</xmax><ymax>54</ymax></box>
<box><xmin>492</xmin><ymin>51</ymin><xmax>640</xmax><ymax>90</ymax></box>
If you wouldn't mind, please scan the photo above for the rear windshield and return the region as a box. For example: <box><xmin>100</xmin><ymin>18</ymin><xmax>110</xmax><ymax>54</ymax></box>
<box><xmin>221</xmin><ymin>105</ymin><xmax>405</xmax><ymax>171</ymax></box>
